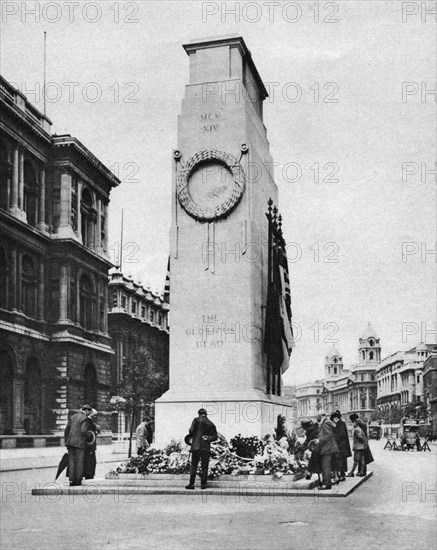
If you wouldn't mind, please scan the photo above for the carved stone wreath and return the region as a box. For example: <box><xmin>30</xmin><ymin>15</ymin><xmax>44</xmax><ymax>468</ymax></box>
<box><xmin>177</xmin><ymin>149</ymin><xmax>246</xmax><ymax>221</ymax></box>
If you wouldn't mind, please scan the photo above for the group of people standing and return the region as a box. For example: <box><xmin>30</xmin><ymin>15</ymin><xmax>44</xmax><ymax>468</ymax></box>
<box><xmin>302</xmin><ymin>411</ymin><xmax>373</xmax><ymax>490</ymax></box>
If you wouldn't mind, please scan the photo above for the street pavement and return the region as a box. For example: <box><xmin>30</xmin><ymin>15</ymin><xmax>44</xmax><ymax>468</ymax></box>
<box><xmin>0</xmin><ymin>440</ymin><xmax>435</xmax><ymax>550</ymax></box>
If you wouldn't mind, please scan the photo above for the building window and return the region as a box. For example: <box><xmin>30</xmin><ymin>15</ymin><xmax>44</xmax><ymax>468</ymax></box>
<box><xmin>113</xmin><ymin>292</ymin><xmax>118</xmax><ymax>307</ymax></box>
<box><xmin>416</xmin><ymin>374</ymin><xmax>420</xmax><ymax>383</ymax></box>
<box><xmin>333</xmin><ymin>367</ymin><xmax>337</xmax><ymax>375</ymax></box>
<box><xmin>150</xmin><ymin>310</ymin><xmax>155</xmax><ymax>324</ymax></box>
<box><xmin>100</xmin><ymin>212</ymin><xmax>106</xmax><ymax>249</ymax></box>
<box><xmin>23</xmin><ymin>160</ymin><xmax>38</xmax><ymax>227</ymax></box>
<box><xmin>22</xmin><ymin>255</ymin><xmax>37</xmax><ymax>317</ymax></box>
<box><xmin>369</xmin><ymin>340</ymin><xmax>374</xmax><ymax>347</ymax></box>
<box><xmin>81</xmin><ymin>188</ymin><xmax>95</xmax><ymax>249</ymax></box>
<box><xmin>369</xmin><ymin>351</ymin><xmax>374</xmax><ymax>360</ymax></box>
<box><xmin>121</xmin><ymin>295</ymin><xmax>127</xmax><ymax>309</ymax></box>
<box><xmin>371</xmin><ymin>374</ymin><xmax>375</xmax><ymax>381</ymax></box>
<box><xmin>99</xmin><ymin>298</ymin><xmax>105</xmax><ymax>331</ymax></box>
<box><xmin>132</xmin><ymin>301</ymin><xmax>137</xmax><ymax>314</ymax></box>
<box><xmin>79</xmin><ymin>274</ymin><xmax>93</xmax><ymax>330</ymax></box>
<box><xmin>141</xmin><ymin>306</ymin><xmax>146</xmax><ymax>318</ymax></box>
<box><xmin>360</xmin><ymin>388</ymin><xmax>366</xmax><ymax>409</ymax></box>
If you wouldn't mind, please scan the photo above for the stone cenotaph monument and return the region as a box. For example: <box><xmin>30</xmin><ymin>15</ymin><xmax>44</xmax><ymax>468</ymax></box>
<box><xmin>155</xmin><ymin>37</ymin><xmax>294</xmax><ymax>446</ymax></box>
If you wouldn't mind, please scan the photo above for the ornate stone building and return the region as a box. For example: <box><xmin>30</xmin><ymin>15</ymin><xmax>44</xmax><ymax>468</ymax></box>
<box><xmin>0</xmin><ymin>75</ymin><xmax>119</xmax><ymax>439</ymax></box>
<box><xmin>294</xmin><ymin>380</ymin><xmax>324</xmax><ymax>421</ymax></box>
<box><xmin>376</xmin><ymin>343</ymin><xmax>437</xmax><ymax>412</ymax></box>
<box><xmin>423</xmin><ymin>352</ymin><xmax>437</xmax><ymax>435</ymax></box>
<box><xmin>293</xmin><ymin>324</ymin><xmax>380</xmax><ymax>423</ymax></box>
<box><xmin>107</xmin><ymin>269</ymin><xmax>169</xmax><ymax>434</ymax></box>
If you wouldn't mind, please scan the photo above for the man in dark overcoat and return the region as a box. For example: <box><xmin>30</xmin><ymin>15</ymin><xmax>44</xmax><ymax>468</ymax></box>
<box><xmin>333</xmin><ymin>410</ymin><xmax>351</xmax><ymax>481</ymax></box>
<box><xmin>185</xmin><ymin>409</ymin><xmax>218</xmax><ymax>490</ymax></box>
<box><xmin>315</xmin><ymin>413</ymin><xmax>339</xmax><ymax>490</ymax></box>
<box><xmin>64</xmin><ymin>404</ymin><xmax>92</xmax><ymax>486</ymax></box>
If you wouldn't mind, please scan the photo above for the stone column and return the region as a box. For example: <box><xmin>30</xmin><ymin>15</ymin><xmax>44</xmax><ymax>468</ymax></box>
<box><xmin>59</xmin><ymin>264</ymin><xmax>69</xmax><ymax>323</ymax></box>
<box><xmin>37</xmin><ymin>166</ymin><xmax>47</xmax><ymax>232</ymax></box>
<box><xmin>16</xmin><ymin>252</ymin><xmax>22</xmax><ymax>312</ymax></box>
<box><xmin>5</xmin><ymin>163</ymin><xmax>11</xmax><ymax>210</ymax></box>
<box><xmin>96</xmin><ymin>197</ymin><xmax>102</xmax><ymax>253</ymax></box>
<box><xmin>76</xmin><ymin>180</ymin><xmax>82</xmax><ymax>240</ymax></box>
<box><xmin>12</xmin><ymin>380</ymin><xmax>25</xmax><ymax>435</ymax></box>
<box><xmin>38</xmin><ymin>261</ymin><xmax>44</xmax><ymax>320</ymax></box>
<box><xmin>103</xmin><ymin>203</ymin><xmax>109</xmax><ymax>254</ymax></box>
<box><xmin>9</xmin><ymin>146</ymin><xmax>19</xmax><ymax>215</ymax></box>
<box><xmin>103</xmin><ymin>282</ymin><xmax>108</xmax><ymax>333</ymax></box>
<box><xmin>18</xmin><ymin>148</ymin><xmax>24</xmax><ymax>210</ymax></box>
<box><xmin>56</xmin><ymin>170</ymin><xmax>75</xmax><ymax>239</ymax></box>
<box><xmin>10</xmin><ymin>246</ymin><xmax>17</xmax><ymax>310</ymax></box>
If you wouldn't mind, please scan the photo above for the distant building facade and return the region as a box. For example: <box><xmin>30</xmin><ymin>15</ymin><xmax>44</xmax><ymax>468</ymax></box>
<box><xmin>0</xmin><ymin>75</ymin><xmax>119</xmax><ymax>437</ymax></box>
<box><xmin>294</xmin><ymin>324</ymin><xmax>380</xmax><ymax>424</ymax></box>
<box><xmin>294</xmin><ymin>380</ymin><xmax>324</xmax><ymax>421</ymax></box>
<box><xmin>376</xmin><ymin>343</ymin><xmax>437</xmax><ymax>412</ymax></box>
<box><xmin>107</xmin><ymin>269</ymin><xmax>169</xmax><ymax>433</ymax></box>
<box><xmin>423</xmin><ymin>352</ymin><xmax>437</xmax><ymax>435</ymax></box>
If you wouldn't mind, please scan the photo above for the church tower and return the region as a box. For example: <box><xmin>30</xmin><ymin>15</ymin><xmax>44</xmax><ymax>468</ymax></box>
<box><xmin>358</xmin><ymin>323</ymin><xmax>381</xmax><ymax>364</ymax></box>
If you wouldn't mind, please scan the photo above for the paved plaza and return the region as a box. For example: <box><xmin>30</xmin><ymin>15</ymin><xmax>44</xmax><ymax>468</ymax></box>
<box><xmin>1</xmin><ymin>440</ymin><xmax>435</xmax><ymax>550</ymax></box>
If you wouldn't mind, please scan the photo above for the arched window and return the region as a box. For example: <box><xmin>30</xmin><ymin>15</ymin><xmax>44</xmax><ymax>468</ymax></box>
<box><xmin>0</xmin><ymin>142</ymin><xmax>9</xmax><ymax>210</ymax></box>
<box><xmin>369</xmin><ymin>351</ymin><xmax>374</xmax><ymax>360</ymax></box>
<box><xmin>0</xmin><ymin>350</ymin><xmax>14</xmax><ymax>434</ymax></box>
<box><xmin>22</xmin><ymin>255</ymin><xmax>37</xmax><ymax>317</ymax></box>
<box><xmin>81</xmin><ymin>188</ymin><xmax>95</xmax><ymax>248</ymax></box>
<box><xmin>333</xmin><ymin>358</ymin><xmax>337</xmax><ymax>363</ymax></box>
<box><xmin>369</xmin><ymin>339</ymin><xmax>374</xmax><ymax>347</ymax></box>
<box><xmin>79</xmin><ymin>274</ymin><xmax>93</xmax><ymax>330</ymax></box>
<box><xmin>24</xmin><ymin>357</ymin><xmax>42</xmax><ymax>434</ymax></box>
<box><xmin>23</xmin><ymin>160</ymin><xmax>38</xmax><ymax>227</ymax></box>
<box><xmin>84</xmin><ymin>364</ymin><xmax>97</xmax><ymax>407</ymax></box>
<box><xmin>0</xmin><ymin>247</ymin><xmax>8</xmax><ymax>309</ymax></box>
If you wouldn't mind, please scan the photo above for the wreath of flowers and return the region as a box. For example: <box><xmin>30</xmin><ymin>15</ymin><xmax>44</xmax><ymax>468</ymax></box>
<box><xmin>109</xmin><ymin>435</ymin><xmax>309</xmax><ymax>480</ymax></box>
<box><xmin>177</xmin><ymin>149</ymin><xmax>246</xmax><ymax>222</ymax></box>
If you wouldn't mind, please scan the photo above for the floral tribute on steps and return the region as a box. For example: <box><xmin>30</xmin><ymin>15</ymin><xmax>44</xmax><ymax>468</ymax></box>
<box><xmin>109</xmin><ymin>433</ymin><xmax>310</xmax><ymax>480</ymax></box>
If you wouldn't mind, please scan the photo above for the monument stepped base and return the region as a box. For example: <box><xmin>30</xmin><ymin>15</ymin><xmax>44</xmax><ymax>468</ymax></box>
<box><xmin>31</xmin><ymin>472</ymin><xmax>372</xmax><ymax>498</ymax></box>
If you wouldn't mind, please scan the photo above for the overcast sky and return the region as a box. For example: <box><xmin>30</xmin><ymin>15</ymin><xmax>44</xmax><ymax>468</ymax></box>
<box><xmin>1</xmin><ymin>0</ymin><xmax>435</xmax><ymax>384</ymax></box>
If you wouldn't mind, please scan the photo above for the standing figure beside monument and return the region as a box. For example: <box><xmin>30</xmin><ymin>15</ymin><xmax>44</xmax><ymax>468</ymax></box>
<box><xmin>84</xmin><ymin>408</ymin><xmax>100</xmax><ymax>480</ymax></box>
<box><xmin>332</xmin><ymin>410</ymin><xmax>351</xmax><ymax>482</ymax></box>
<box><xmin>185</xmin><ymin>409</ymin><xmax>218</xmax><ymax>490</ymax></box>
<box><xmin>64</xmin><ymin>404</ymin><xmax>93</xmax><ymax>486</ymax></box>
<box><xmin>314</xmin><ymin>412</ymin><xmax>339</xmax><ymax>490</ymax></box>
<box><xmin>136</xmin><ymin>418</ymin><xmax>150</xmax><ymax>455</ymax></box>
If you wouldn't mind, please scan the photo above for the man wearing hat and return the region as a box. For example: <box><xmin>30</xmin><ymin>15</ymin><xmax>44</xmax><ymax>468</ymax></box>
<box><xmin>64</xmin><ymin>405</ymin><xmax>93</xmax><ymax>486</ymax></box>
<box><xmin>313</xmin><ymin>411</ymin><xmax>339</xmax><ymax>490</ymax></box>
<box><xmin>185</xmin><ymin>408</ymin><xmax>218</xmax><ymax>490</ymax></box>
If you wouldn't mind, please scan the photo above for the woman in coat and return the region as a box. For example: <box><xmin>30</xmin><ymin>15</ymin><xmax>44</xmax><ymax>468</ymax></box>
<box><xmin>332</xmin><ymin>410</ymin><xmax>352</xmax><ymax>482</ymax></box>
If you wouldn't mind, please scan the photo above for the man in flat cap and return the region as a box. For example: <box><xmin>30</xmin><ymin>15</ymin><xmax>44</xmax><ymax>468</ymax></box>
<box><xmin>64</xmin><ymin>404</ymin><xmax>93</xmax><ymax>486</ymax></box>
<box><xmin>185</xmin><ymin>408</ymin><xmax>218</xmax><ymax>490</ymax></box>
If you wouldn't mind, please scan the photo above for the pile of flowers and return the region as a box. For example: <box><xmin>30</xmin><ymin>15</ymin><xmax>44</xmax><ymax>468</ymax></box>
<box><xmin>109</xmin><ymin>434</ymin><xmax>309</xmax><ymax>480</ymax></box>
